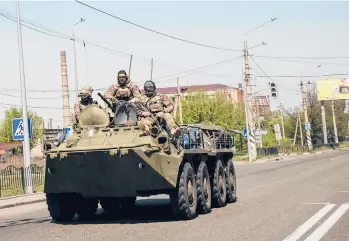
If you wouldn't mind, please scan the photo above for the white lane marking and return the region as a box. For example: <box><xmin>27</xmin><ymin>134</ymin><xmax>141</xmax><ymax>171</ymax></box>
<box><xmin>301</xmin><ymin>203</ymin><xmax>330</xmax><ymax>205</ymax></box>
<box><xmin>304</xmin><ymin>203</ymin><xmax>349</xmax><ymax>241</ymax></box>
<box><xmin>330</xmin><ymin>156</ymin><xmax>343</xmax><ymax>160</ymax></box>
<box><xmin>282</xmin><ymin>204</ymin><xmax>336</xmax><ymax>241</ymax></box>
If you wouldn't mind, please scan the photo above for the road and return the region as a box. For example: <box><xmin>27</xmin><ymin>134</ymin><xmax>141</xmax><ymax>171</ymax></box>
<box><xmin>1</xmin><ymin>149</ymin><xmax>349</xmax><ymax>241</ymax></box>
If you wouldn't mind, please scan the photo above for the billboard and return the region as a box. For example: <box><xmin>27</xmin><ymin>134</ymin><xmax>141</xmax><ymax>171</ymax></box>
<box><xmin>316</xmin><ymin>78</ymin><xmax>349</xmax><ymax>101</ymax></box>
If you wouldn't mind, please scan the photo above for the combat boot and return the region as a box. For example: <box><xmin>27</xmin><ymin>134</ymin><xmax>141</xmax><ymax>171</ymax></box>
<box><xmin>138</xmin><ymin>121</ymin><xmax>151</xmax><ymax>135</ymax></box>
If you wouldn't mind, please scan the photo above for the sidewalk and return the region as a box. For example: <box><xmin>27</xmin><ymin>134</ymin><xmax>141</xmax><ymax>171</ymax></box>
<box><xmin>0</xmin><ymin>192</ymin><xmax>46</xmax><ymax>209</ymax></box>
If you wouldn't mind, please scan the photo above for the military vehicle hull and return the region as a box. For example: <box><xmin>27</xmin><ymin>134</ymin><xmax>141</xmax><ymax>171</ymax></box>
<box><xmin>43</xmin><ymin>103</ymin><xmax>237</xmax><ymax>222</ymax></box>
<box><xmin>44</xmin><ymin>148</ymin><xmax>182</xmax><ymax>197</ymax></box>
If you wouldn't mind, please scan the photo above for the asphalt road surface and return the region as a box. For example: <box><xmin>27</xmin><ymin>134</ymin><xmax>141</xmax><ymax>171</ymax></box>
<box><xmin>1</xmin><ymin>150</ymin><xmax>349</xmax><ymax>241</ymax></box>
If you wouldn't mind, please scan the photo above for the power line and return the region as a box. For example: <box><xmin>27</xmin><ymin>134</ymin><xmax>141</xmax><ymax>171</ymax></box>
<box><xmin>0</xmin><ymin>92</ymin><xmax>62</xmax><ymax>99</ymax></box>
<box><xmin>0</xmin><ymin>102</ymin><xmax>64</xmax><ymax>109</ymax></box>
<box><xmin>251</xmin><ymin>55</ymin><xmax>349</xmax><ymax>60</ymax></box>
<box><xmin>255</xmin><ymin>74</ymin><xmax>349</xmax><ymax>78</ymax></box>
<box><xmin>251</xmin><ymin>55</ymin><xmax>349</xmax><ymax>66</ymax></box>
<box><xmin>249</xmin><ymin>54</ymin><xmax>300</xmax><ymax>93</ymax></box>
<box><xmin>75</xmin><ymin>0</ymin><xmax>242</xmax><ymax>52</ymax></box>
<box><xmin>1</xmin><ymin>9</ymin><xmax>237</xmax><ymax>82</ymax></box>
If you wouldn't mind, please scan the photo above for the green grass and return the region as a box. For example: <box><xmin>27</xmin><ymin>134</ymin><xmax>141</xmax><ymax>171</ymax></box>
<box><xmin>0</xmin><ymin>173</ymin><xmax>44</xmax><ymax>198</ymax></box>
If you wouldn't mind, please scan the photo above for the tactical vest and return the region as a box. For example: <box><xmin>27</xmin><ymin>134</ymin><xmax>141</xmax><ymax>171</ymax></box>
<box><xmin>115</xmin><ymin>83</ymin><xmax>133</xmax><ymax>100</ymax></box>
<box><xmin>147</xmin><ymin>96</ymin><xmax>163</xmax><ymax>113</ymax></box>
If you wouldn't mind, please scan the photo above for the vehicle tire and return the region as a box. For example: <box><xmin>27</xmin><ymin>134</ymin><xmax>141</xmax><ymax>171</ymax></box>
<box><xmin>100</xmin><ymin>197</ymin><xmax>120</xmax><ymax>216</ymax></box>
<box><xmin>46</xmin><ymin>193</ymin><xmax>77</xmax><ymax>222</ymax></box>
<box><xmin>196</xmin><ymin>161</ymin><xmax>211</xmax><ymax>214</ymax></box>
<box><xmin>171</xmin><ymin>162</ymin><xmax>197</xmax><ymax>220</ymax></box>
<box><xmin>211</xmin><ymin>159</ymin><xmax>227</xmax><ymax>207</ymax></box>
<box><xmin>119</xmin><ymin>197</ymin><xmax>136</xmax><ymax>209</ymax></box>
<box><xmin>226</xmin><ymin>159</ymin><xmax>237</xmax><ymax>203</ymax></box>
<box><xmin>77</xmin><ymin>198</ymin><xmax>98</xmax><ymax>219</ymax></box>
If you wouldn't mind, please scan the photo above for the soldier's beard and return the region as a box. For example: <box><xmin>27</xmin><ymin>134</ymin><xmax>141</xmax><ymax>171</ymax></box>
<box><xmin>81</xmin><ymin>97</ymin><xmax>90</xmax><ymax>105</ymax></box>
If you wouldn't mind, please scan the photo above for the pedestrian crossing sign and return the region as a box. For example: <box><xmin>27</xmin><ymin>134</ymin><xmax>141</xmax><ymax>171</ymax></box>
<box><xmin>11</xmin><ymin>118</ymin><xmax>32</xmax><ymax>141</ymax></box>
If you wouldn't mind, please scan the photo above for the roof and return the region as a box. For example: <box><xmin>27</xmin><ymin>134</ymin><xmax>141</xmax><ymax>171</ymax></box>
<box><xmin>148</xmin><ymin>84</ymin><xmax>238</xmax><ymax>95</ymax></box>
<box><xmin>0</xmin><ymin>142</ymin><xmax>22</xmax><ymax>150</ymax></box>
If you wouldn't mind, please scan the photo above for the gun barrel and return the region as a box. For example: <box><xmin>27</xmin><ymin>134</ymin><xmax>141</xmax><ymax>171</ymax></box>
<box><xmin>98</xmin><ymin>93</ymin><xmax>113</xmax><ymax>109</ymax></box>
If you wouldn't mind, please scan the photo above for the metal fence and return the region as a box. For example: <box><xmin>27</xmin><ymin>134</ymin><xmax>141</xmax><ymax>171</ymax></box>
<box><xmin>257</xmin><ymin>143</ymin><xmax>340</xmax><ymax>157</ymax></box>
<box><xmin>0</xmin><ymin>164</ymin><xmax>45</xmax><ymax>197</ymax></box>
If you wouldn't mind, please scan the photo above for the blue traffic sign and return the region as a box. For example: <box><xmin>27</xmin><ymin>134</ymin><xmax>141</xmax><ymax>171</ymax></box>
<box><xmin>12</xmin><ymin>118</ymin><xmax>32</xmax><ymax>141</ymax></box>
<box><xmin>63</xmin><ymin>127</ymin><xmax>71</xmax><ymax>138</ymax></box>
<box><xmin>243</xmin><ymin>128</ymin><xmax>247</xmax><ymax>138</ymax></box>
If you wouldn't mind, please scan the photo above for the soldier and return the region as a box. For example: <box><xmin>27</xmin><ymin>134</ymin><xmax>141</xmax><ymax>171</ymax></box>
<box><xmin>72</xmin><ymin>86</ymin><xmax>98</xmax><ymax>128</ymax></box>
<box><xmin>137</xmin><ymin>80</ymin><xmax>181</xmax><ymax>137</ymax></box>
<box><xmin>103</xmin><ymin>70</ymin><xmax>141</xmax><ymax>106</ymax></box>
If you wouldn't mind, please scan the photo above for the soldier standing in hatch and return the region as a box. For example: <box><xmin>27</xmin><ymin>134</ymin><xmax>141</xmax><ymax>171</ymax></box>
<box><xmin>73</xmin><ymin>86</ymin><xmax>98</xmax><ymax>129</ymax></box>
<box><xmin>103</xmin><ymin>70</ymin><xmax>141</xmax><ymax>106</ymax></box>
<box><xmin>137</xmin><ymin>80</ymin><xmax>181</xmax><ymax>137</ymax></box>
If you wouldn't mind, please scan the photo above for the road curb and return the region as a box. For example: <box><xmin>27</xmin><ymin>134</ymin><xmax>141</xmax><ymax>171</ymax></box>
<box><xmin>0</xmin><ymin>198</ymin><xmax>46</xmax><ymax>210</ymax></box>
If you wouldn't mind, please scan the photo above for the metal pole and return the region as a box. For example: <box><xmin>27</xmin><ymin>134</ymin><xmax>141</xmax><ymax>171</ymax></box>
<box><xmin>177</xmin><ymin>78</ymin><xmax>183</xmax><ymax>124</ymax></box>
<box><xmin>301</xmin><ymin>81</ymin><xmax>312</xmax><ymax>150</ymax></box>
<box><xmin>244</xmin><ymin>40</ymin><xmax>256</xmax><ymax>161</ymax></box>
<box><xmin>298</xmin><ymin>112</ymin><xmax>303</xmax><ymax>146</ymax></box>
<box><xmin>331</xmin><ymin>100</ymin><xmax>339</xmax><ymax>143</ymax></box>
<box><xmin>321</xmin><ymin>101</ymin><xmax>328</xmax><ymax>144</ymax></box>
<box><xmin>16</xmin><ymin>1</ymin><xmax>32</xmax><ymax>194</ymax></box>
<box><xmin>150</xmin><ymin>58</ymin><xmax>153</xmax><ymax>81</ymax></box>
<box><xmin>128</xmin><ymin>55</ymin><xmax>133</xmax><ymax>77</ymax></box>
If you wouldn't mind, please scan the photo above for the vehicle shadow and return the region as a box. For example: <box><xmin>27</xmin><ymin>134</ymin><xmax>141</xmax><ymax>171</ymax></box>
<box><xmin>57</xmin><ymin>198</ymin><xmax>184</xmax><ymax>225</ymax></box>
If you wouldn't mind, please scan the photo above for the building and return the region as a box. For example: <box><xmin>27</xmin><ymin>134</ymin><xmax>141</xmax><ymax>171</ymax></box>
<box><xmin>251</xmin><ymin>95</ymin><xmax>271</xmax><ymax>116</ymax></box>
<box><xmin>154</xmin><ymin>84</ymin><xmax>244</xmax><ymax>104</ymax></box>
<box><xmin>0</xmin><ymin>142</ymin><xmax>22</xmax><ymax>162</ymax></box>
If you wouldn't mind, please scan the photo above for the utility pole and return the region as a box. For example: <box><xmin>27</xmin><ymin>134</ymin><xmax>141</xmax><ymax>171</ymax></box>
<box><xmin>177</xmin><ymin>78</ymin><xmax>183</xmax><ymax>124</ymax></box>
<box><xmin>331</xmin><ymin>100</ymin><xmax>339</xmax><ymax>143</ymax></box>
<box><xmin>16</xmin><ymin>0</ymin><xmax>32</xmax><ymax>194</ymax></box>
<box><xmin>293</xmin><ymin>117</ymin><xmax>299</xmax><ymax>146</ymax></box>
<box><xmin>244</xmin><ymin>40</ymin><xmax>256</xmax><ymax>162</ymax></box>
<box><xmin>128</xmin><ymin>55</ymin><xmax>133</xmax><ymax>77</ymax></box>
<box><xmin>150</xmin><ymin>58</ymin><xmax>154</xmax><ymax>81</ymax></box>
<box><xmin>320</xmin><ymin>101</ymin><xmax>328</xmax><ymax>144</ymax></box>
<box><xmin>298</xmin><ymin>112</ymin><xmax>304</xmax><ymax>146</ymax></box>
<box><xmin>301</xmin><ymin>81</ymin><xmax>312</xmax><ymax>150</ymax></box>
<box><xmin>256</xmin><ymin>102</ymin><xmax>262</xmax><ymax>148</ymax></box>
<box><xmin>280</xmin><ymin>110</ymin><xmax>285</xmax><ymax>140</ymax></box>
<box><xmin>60</xmin><ymin>51</ymin><xmax>71</xmax><ymax>127</ymax></box>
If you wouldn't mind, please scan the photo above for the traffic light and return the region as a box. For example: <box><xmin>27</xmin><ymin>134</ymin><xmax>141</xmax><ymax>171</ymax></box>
<box><xmin>270</xmin><ymin>82</ymin><xmax>277</xmax><ymax>99</ymax></box>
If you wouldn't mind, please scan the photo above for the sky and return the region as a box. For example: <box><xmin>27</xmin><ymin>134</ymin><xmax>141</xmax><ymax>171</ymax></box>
<box><xmin>1</xmin><ymin>1</ymin><xmax>349</xmax><ymax>128</ymax></box>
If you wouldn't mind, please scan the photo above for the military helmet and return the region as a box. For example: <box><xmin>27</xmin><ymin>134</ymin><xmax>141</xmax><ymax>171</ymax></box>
<box><xmin>144</xmin><ymin>80</ymin><xmax>156</xmax><ymax>97</ymax></box>
<box><xmin>78</xmin><ymin>86</ymin><xmax>93</xmax><ymax>97</ymax></box>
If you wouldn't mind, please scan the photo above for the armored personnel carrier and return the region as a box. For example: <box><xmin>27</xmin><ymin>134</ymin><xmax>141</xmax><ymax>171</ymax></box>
<box><xmin>43</xmin><ymin>97</ymin><xmax>237</xmax><ymax>221</ymax></box>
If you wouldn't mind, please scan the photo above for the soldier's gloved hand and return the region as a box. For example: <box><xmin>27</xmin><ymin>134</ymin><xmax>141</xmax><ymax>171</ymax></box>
<box><xmin>156</xmin><ymin>112</ymin><xmax>162</xmax><ymax>118</ymax></box>
<box><xmin>142</xmin><ymin>111</ymin><xmax>151</xmax><ymax>117</ymax></box>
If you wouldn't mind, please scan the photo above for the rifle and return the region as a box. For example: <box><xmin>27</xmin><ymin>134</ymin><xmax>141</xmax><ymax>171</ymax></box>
<box><xmin>133</xmin><ymin>99</ymin><xmax>165</xmax><ymax>132</ymax></box>
<box><xmin>98</xmin><ymin>93</ymin><xmax>115</xmax><ymax>112</ymax></box>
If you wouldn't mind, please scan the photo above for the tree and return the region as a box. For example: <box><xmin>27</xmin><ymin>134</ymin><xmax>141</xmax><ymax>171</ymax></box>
<box><xmin>177</xmin><ymin>92</ymin><xmax>248</xmax><ymax>152</ymax></box>
<box><xmin>0</xmin><ymin>107</ymin><xmax>44</xmax><ymax>151</ymax></box>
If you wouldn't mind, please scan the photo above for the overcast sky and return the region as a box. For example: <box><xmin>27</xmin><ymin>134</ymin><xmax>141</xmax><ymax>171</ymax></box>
<box><xmin>1</xmin><ymin>1</ymin><xmax>349</xmax><ymax>128</ymax></box>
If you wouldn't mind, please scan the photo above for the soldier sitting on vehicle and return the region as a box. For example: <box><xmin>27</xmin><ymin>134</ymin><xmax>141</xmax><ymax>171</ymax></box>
<box><xmin>137</xmin><ymin>80</ymin><xmax>181</xmax><ymax>137</ymax></box>
<box><xmin>72</xmin><ymin>86</ymin><xmax>99</xmax><ymax>129</ymax></box>
<box><xmin>103</xmin><ymin>70</ymin><xmax>142</xmax><ymax>107</ymax></box>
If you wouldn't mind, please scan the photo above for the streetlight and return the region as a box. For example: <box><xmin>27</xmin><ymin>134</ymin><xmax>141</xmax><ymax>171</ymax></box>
<box><xmin>15</xmin><ymin>0</ymin><xmax>32</xmax><ymax>194</ymax></box>
<box><xmin>72</xmin><ymin>18</ymin><xmax>85</xmax><ymax>102</ymax></box>
<box><xmin>242</xmin><ymin>18</ymin><xmax>277</xmax><ymax>162</ymax></box>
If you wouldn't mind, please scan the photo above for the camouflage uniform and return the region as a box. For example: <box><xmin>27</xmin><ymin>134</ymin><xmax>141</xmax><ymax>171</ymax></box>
<box><xmin>137</xmin><ymin>81</ymin><xmax>181</xmax><ymax>137</ymax></box>
<box><xmin>73</xmin><ymin>87</ymin><xmax>98</xmax><ymax>129</ymax></box>
<box><xmin>103</xmin><ymin>70</ymin><xmax>141</xmax><ymax>105</ymax></box>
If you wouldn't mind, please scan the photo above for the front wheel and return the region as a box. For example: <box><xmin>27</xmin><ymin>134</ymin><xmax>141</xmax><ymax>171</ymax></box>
<box><xmin>170</xmin><ymin>162</ymin><xmax>197</xmax><ymax>220</ymax></box>
<box><xmin>77</xmin><ymin>198</ymin><xmax>98</xmax><ymax>219</ymax></box>
<box><xmin>46</xmin><ymin>193</ymin><xmax>78</xmax><ymax>222</ymax></box>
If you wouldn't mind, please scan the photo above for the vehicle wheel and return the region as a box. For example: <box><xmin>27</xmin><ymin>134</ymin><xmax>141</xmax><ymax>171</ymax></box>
<box><xmin>119</xmin><ymin>197</ymin><xmax>136</xmax><ymax>209</ymax></box>
<box><xmin>46</xmin><ymin>193</ymin><xmax>77</xmax><ymax>222</ymax></box>
<box><xmin>226</xmin><ymin>159</ymin><xmax>237</xmax><ymax>203</ymax></box>
<box><xmin>100</xmin><ymin>197</ymin><xmax>121</xmax><ymax>216</ymax></box>
<box><xmin>77</xmin><ymin>198</ymin><xmax>98</xmax><ymax>219</ymax></box>
<box><xmin>171</xmin><ymin>162</ymin><xmax>197</xmax><ymax>220</ymax></box>
<box><xmin>211</xmin><ymin>159</ymin><xmax>227</xmax><ymax>207</ymax></box>
<box><xmin>196</xmin><ymin>161</ymin><xmax>211</xmax><ymax>214</ymax></box>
